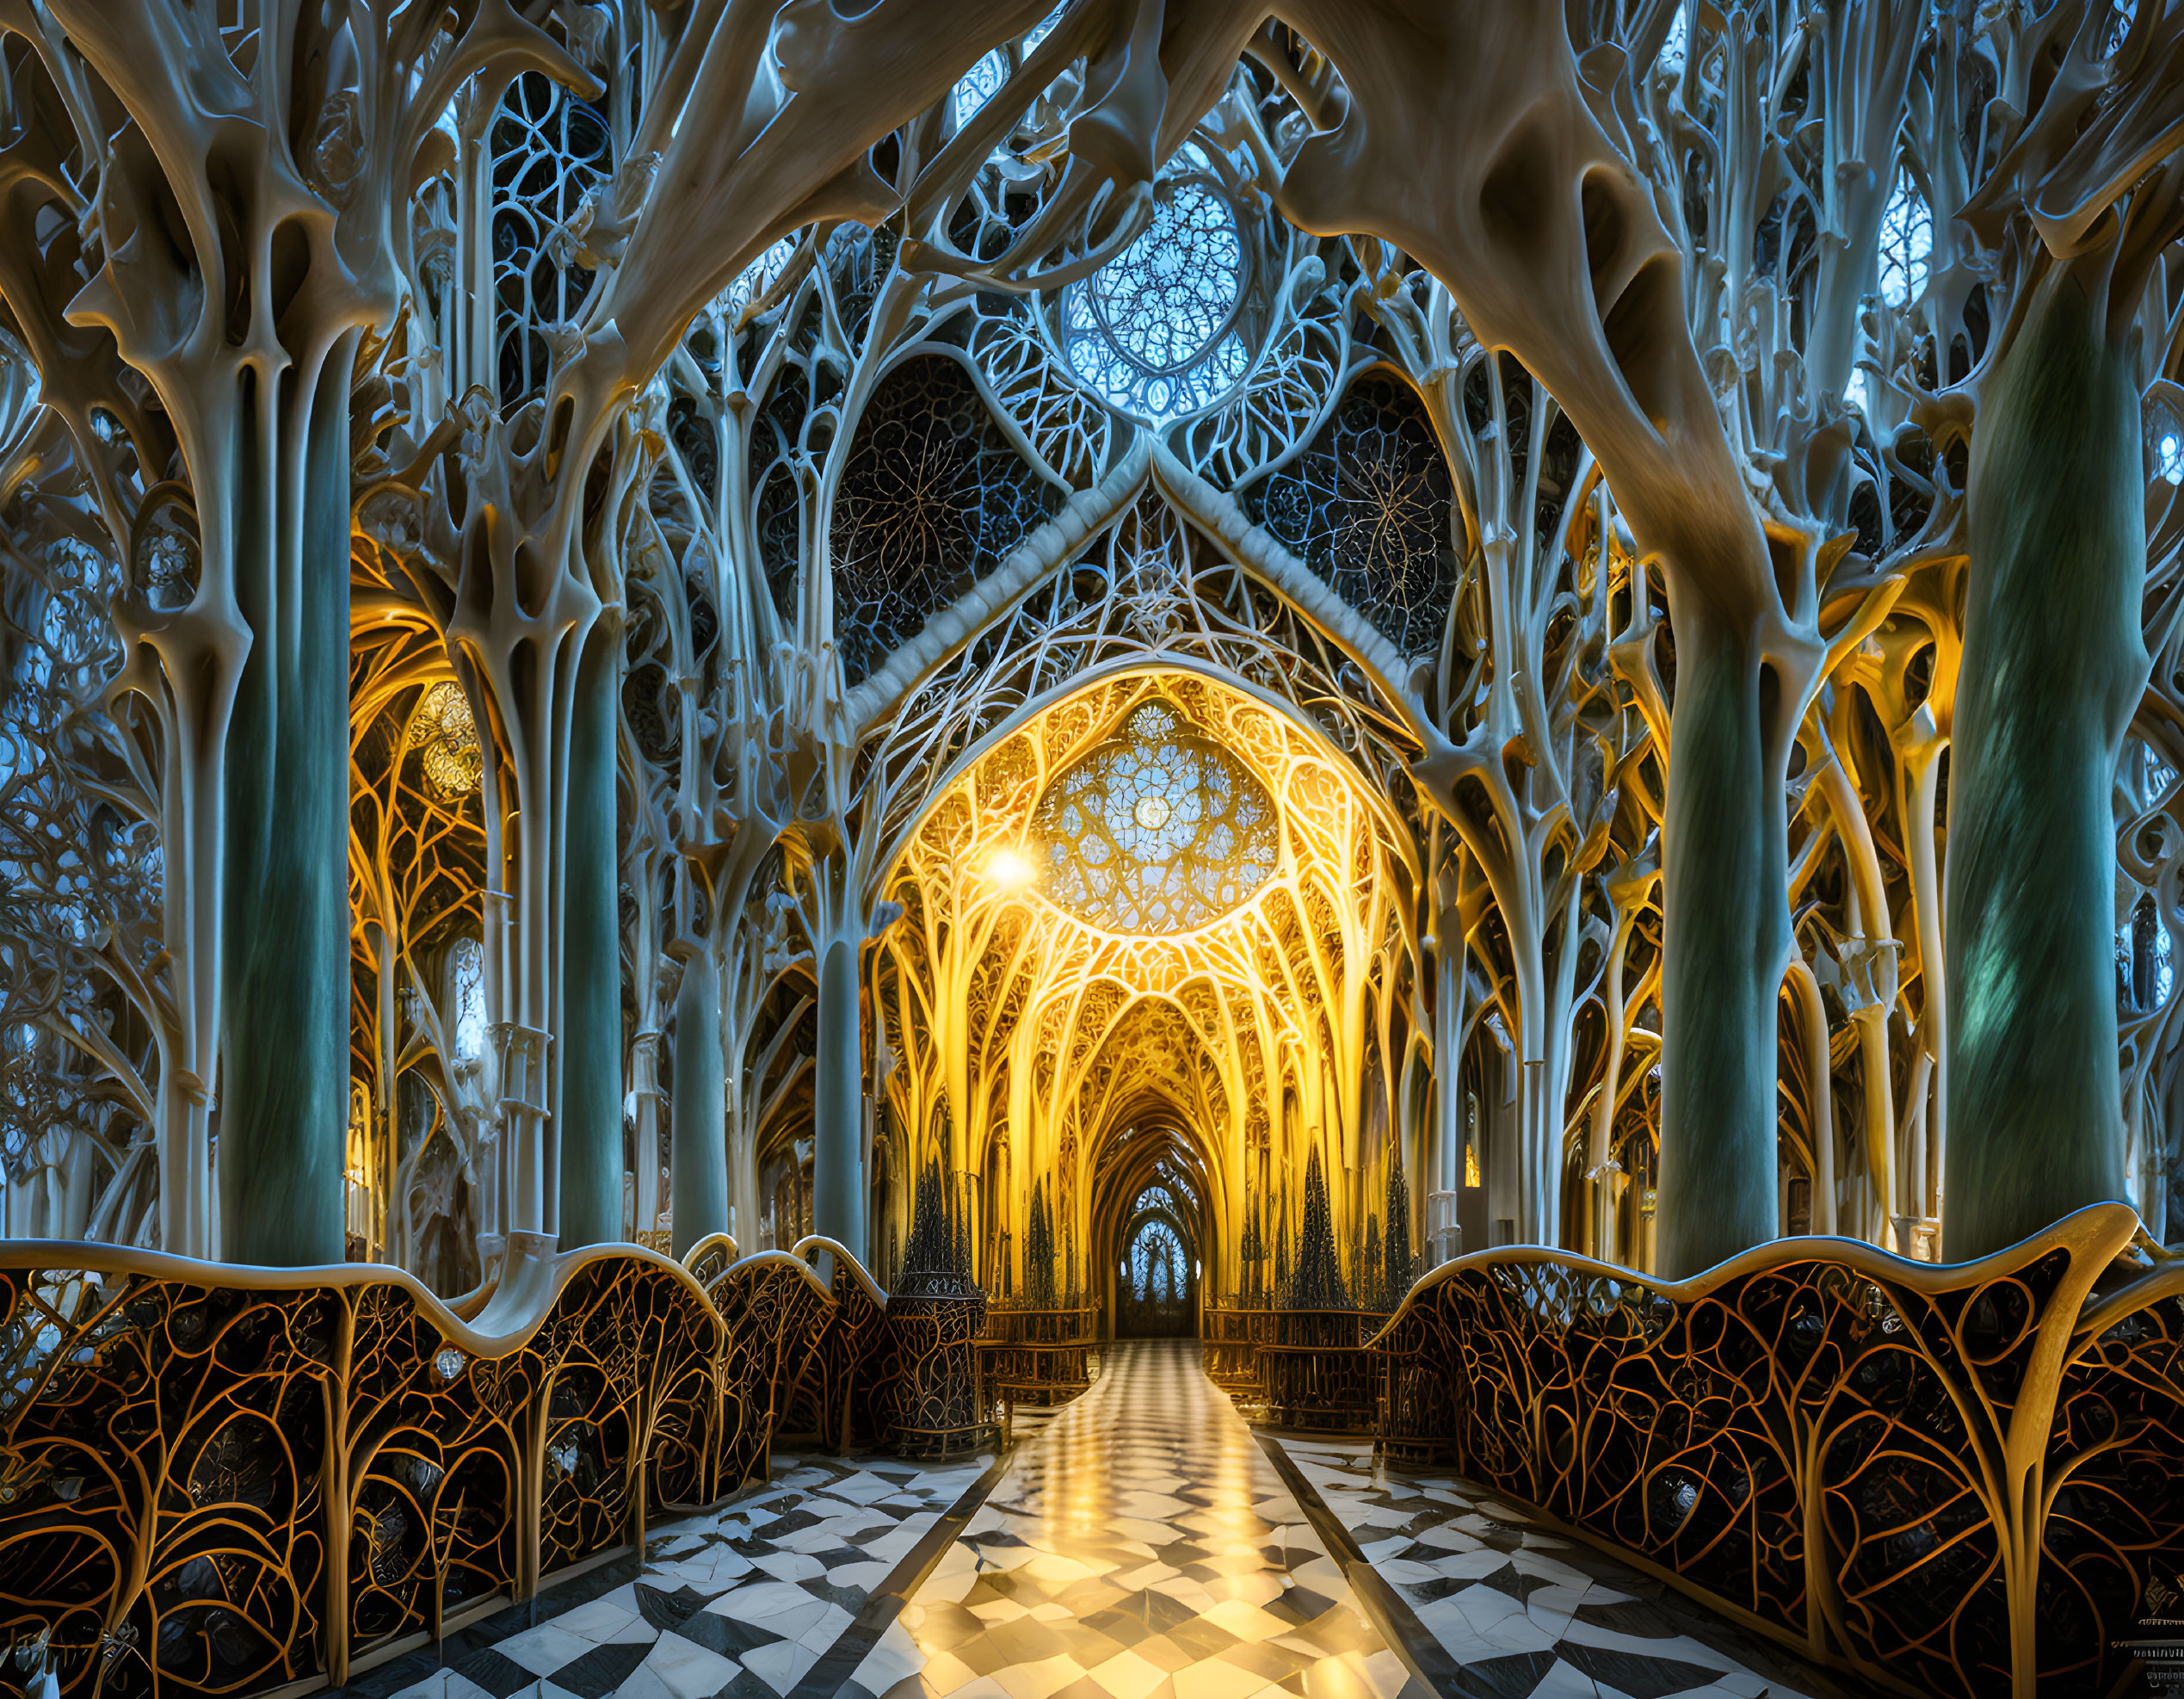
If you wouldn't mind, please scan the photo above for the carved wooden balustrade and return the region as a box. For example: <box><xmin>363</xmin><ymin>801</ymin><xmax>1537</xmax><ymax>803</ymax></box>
<box><xmin>0</xmin><ymin>1239</ymin><xmax>836</xmax><ymax>1698</ymax></box>
<box><xmin>1368</xmin><ymin>1202</ymin><xmax>2184</xmax><ymax>1699</ymax></box>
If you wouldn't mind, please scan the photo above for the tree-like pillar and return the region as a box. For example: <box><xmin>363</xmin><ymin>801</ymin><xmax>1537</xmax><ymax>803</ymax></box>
<box><xmin>558</xmin><ymin>628</ymin><xmax>626</xmax><ymax>1248</ymax></box>
<box><xmin>812</xmin><ymin>935</ymin><xmax>866</xmax><ymax>1257</ymax></box>
<box><xmin>220</xmin><ymin>347</ymin><xmax>354</xmax><ymax>1267</ymax></box>
<box><xmin>670</xmin><ymin>949</ymin><xmax>728</xmax><ymax>1255</ymax></box>
<box><xmin>1654</xmin><ymin>606</ymin><xmax>1788</xmax><ymax>1276</ymax></box>
<box><xmin>1945</xmin><ymin>258</ymin><xmax>2142</xmax><ymax>1259</ymax></box>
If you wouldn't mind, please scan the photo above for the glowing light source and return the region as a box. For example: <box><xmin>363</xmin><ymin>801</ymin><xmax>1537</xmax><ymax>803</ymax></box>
<box><xmin>984</xmin><ymin>846</ymin><xmax>1037</xmax><ymax>891</ymax></box>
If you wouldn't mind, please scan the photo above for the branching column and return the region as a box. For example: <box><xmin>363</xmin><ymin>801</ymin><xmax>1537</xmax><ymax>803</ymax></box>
<box><xmin>1946</xmin><ymin>256</ymin><xmax>2144</xmax><ymax>1257</ymax></box>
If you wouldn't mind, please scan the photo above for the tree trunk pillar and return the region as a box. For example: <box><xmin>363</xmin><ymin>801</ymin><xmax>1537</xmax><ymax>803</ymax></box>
<box><xmin>1946</xmin><ymin>259</ymin><xmax>2142</xmax><ymax>1259</ymax></box>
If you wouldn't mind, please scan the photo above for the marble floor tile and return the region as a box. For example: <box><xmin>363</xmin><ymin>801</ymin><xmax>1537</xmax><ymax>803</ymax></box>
<box><xmin>876</xmin><ymin>1340</ymin><xmax>1413</xmax><ymax>1699</ymax></box>
<box><xmin>1283</xmin><ymin>1432</ymin><xmax>1856</xmax><ymax>1699</ymax></box>
<box><xmin>344</xmin><ymin>1343</ymin><xmax>1865</xmax><ymax>1699</ymax></box>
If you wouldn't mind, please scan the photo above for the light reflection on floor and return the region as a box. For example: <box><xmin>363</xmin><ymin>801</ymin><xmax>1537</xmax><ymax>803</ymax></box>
<box><xmin>842</xmin><ymin>1338</ymin><xmax>1426</xmax><ymax>1698</ymax></box>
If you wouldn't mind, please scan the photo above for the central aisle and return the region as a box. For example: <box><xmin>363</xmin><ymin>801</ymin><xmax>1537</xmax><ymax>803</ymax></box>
<box><xmin>842</xmin><ymin>1338</ymin><xmax>1429</xmax><ymax>1699</ymax></box>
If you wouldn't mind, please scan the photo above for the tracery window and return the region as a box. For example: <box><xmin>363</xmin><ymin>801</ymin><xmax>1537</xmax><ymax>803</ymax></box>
<box><xmin>1060</xmin><ymin>157</ymin><xmax>1252</xmax><ymax>422</ymax></box>
<box><xmin>2156</xmin><ymin>423</ymin><xmax>2183</xmax><ymax>485</ymax></box>
<box><xmin>1878</xmin><ymin>172</ymin><xmax>1931</xmax><ymax>309</ymax></box>
<box><xmin>1126</xmin><ymin>1216</ymin><xmax>1187</xmax><ymax>1303</ymax></box>
<box><xmin>1032</xmin><ymin>701</ymin><xmax>1279</xmax><ymax>934</ymax></box>
<box><xmin>447</xmin><ymin>937</ymin><xmax>487</xmax><ymax>1064</ymax></box>
<box><xmin>750</xmin><ymin>380</ymin><xmax>810</xmax><ymax>620</ymax></box>
<box><xmin>490</xmin><ymin>71</ymin><xmax>613</xmax><ymax>407</ymax></box>
<box><xmin>1249</xmin><ymin>373</ymin><xmax>1459</xmax><ymax>656</ymax></box>
<box><xmin>406</xmin><ymin>682</ymin><xmax>482</xmax><ymax>800</ymax></box>
<box><xmin>830</xmin><ymin>354</ymin><xmax>1057</xmax><ymax>684</ymax></box>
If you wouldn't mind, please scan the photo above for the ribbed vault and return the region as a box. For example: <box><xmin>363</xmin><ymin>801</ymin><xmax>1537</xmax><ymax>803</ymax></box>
<box><xmin>875</xmin><ymin>666</ymin><xmax>1421</xmax><ymax>1319</ymax></box>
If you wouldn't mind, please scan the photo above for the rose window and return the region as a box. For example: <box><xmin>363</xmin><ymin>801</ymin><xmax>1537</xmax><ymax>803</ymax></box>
<box><xmin>1032</xmin><ymin>701</ymin><xmax>1278</xmax><ymax>934</ymax></box>
<box><xmin>1061</xmin><ymin>162</ymin><xmax>1251</xmax><ymax>423</ymax></box>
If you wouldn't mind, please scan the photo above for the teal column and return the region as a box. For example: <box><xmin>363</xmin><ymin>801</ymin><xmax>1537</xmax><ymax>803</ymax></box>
<box><xmin>1653</xmin><ymin>606</ymin><xmax>1786</xmax><ymax>1277</ymax></box>
<box><xmin>221</xmin><ymin>352</ymin><xmax>351</xmax><ymax>1266</ymax></box>
<box><xmin>1946</xmin><ymin>259</ymin><xmax>2140</xmax><ymax>1259</ymax></box>
<box><xmin>670</xmin><ymin>947</ymin><xmax>728</xmax><ymax>1256</ymax></box>
<box><xmin>558</xmin><ymin>629</ymin><xmax>626</xmax><ymax>1248</ymax></box>
<box><xmin>811</xmin><ymin>936</ymin><xmax>865</xmax><ymax>1257</ymax></box>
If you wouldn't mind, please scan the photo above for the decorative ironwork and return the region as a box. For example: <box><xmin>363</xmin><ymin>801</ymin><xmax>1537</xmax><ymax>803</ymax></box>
<box><xmin>1383</xmin><ymin>1158</ymin><xmax>1415</xmax><ymax>1313</ymax></box>
<box><xmin>884</xmin><ymin>1162</ymin><xmax>987</xmax><ymax>1456</ymax></box>
<box><xmin>979</xmin><ymin>1306</ymin><xmax>1097</xmax><ymax>1408</ymax></box>
<box><xmin>775</xmin><ymin>1237</ymin><xmax>891</xmax><ymax>1453</ymax></box>
<box><xmin>0</xmin><ymin>1233</ymin><xmax>905</xmax><ymax>1698</ymax></box>
<box><xmin>1369</xmin><ymin>1201</ymin><xmax>2180</xmax><ymax>1699</ymax></box>
<box><xmin>1259</xmin><ymin>1309</ymin><xmax>1377</xmax><ymax>1434</ymax></box>
<box><xmin>1199</xmin><ymin>1306</ymin><xmax>1269</xmax><ymax>1399</ymax></box>
<box><xmin>1286</xmin><ymin>1147</ymin><xmax>1349</xmax><ymax>1312</ymax></box>
<box><xmin>696</xmin><ymin>1251</ymin><xmax>834</xmax><ymax>1492</ymax></box>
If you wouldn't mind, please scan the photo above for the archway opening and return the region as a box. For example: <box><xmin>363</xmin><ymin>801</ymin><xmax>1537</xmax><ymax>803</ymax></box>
<box><xmin>872</xmin><ymin>665</ymin><xmax>1423</xmax><ymax>1338</ymax></box>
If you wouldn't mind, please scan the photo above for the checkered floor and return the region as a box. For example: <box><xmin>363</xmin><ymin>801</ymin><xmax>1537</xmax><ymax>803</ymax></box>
<box><xmin>356</xmin><ymin>1343</ymin><xmax>1852</xmax><ymax>1699</ymax></box>
<box><xmin>839</xmin><ymin>1338</ymin><xmax>1422</xmax><ymax>1699</ymax></box>
<box><xmin>1283</xmin><ymin>1436</ymin><xmax>1843</xmax><ymax>1699</ymax></box>
<box><xmin>366</xmin><ymin>1448</ymin><xmax>1006</xmax><ymax>1699</ymax></box>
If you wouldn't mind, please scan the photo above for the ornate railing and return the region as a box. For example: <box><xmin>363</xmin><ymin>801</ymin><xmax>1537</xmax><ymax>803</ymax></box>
<box><xmin>1199</xmin><ymin>1305</ymin><xmax>1269</xmax><ymax>1397</ymax></box>
<box><xmin>979</xmin><ymin>1306</ymin><xmax>1098</xmax><ymax>1406</ymax></box>
<box><xmin>1260</xmin><ymin>1308</ymin><xmax>1378</xmax><ymax>1432</ymax></box>
<box><xmin>1369</xmin><ymin>1202</ymin><xmax>2184</xmax><ymax>1699</ymax></box>
<box><xmin>7</xmin><ymin>1209</ymin><xmax>2167</xmax><ymax>1697</ymax></box>
<box><xmin>777</xmin><ymin>1238</ymin><xmax>896</xmax><ymax>1453</ymax></box>
<box><xmin>0</xmin><ymin>1238</ymin><xmax>841</xmax><ymax>1698</ymax></box>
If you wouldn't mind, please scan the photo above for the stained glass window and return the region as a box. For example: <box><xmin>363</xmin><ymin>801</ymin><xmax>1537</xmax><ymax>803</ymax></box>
<box><xmin>1032</xmin><ymin>701</ymin><xmax>1278</xmax><ymax>934</ymax></box>
<box><xmin>830</xmin><ymin>355</ymin><xmax>1058</xmax><ymax>684</ymax></box>
<box><xmin>1878</xmin><ymin>173</ymin><xmax>1930</xmax><ymax>308</ymax></box>
<box><xmin>406</xmin><ymin>682</ymin><xmax>482</xmax><ymax>800</ymax></box>
<box><xmin>1249</xmin><ymin>374</ymin><xmax>1459</xmax><ymax>657</ymax></box>
<box><xmin>1061</xmin><ymin>176</ymin><xmax>1251</xmax><ymax>422</ymax></box>
<box><xmin>1127</xmin><ymin>1217</ymin><xmax>1186</xmax><ymax>1303</ymax></box>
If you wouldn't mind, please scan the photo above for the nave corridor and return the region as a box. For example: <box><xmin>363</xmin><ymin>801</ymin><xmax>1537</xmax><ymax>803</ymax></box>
<box><xmin>348</xmin><ymin>1344</ymin><xmax>1843</xmax><ymax>1699</ymax></box>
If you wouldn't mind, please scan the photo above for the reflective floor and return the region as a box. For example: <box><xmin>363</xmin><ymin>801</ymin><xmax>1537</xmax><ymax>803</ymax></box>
<box><xmin>358</xmin><ymin>1341</ymin><xmax>1848</xmax><ymax>1699</ymax></box>
<box><xmin>841</xmin><ymin>1338</ymin><xmax>1424</xmax><ymax>1698</ymax></box>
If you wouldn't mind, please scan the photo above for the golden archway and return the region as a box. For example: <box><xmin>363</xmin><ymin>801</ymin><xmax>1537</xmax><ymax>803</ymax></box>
<box><xmin>873</xmin><ymin>666</ymin><xmax>1426</xmax><ymax>1320</ymax></box>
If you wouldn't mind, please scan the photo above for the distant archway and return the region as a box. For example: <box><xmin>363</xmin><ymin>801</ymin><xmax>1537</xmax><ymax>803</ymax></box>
<box><xmin>871</xmin><ymin>665</ymin><xmax>1422</xmax><ymax>1332</ymax></box>
<box><xmin>1118</xmin><ymin>1208</ymin><xmax>1195</xmax><ymax>1336</ymax></box>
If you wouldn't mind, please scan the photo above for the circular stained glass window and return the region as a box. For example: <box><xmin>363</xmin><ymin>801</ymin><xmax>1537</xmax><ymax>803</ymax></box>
<box><xmin>1061</xmin><ymin>175</ymin><xmax>1251</xmax><ymax>423</ymax></box>
<box><xmin>1032</xmin><ymin>701</ymin><xmax>1278</xmax><ymax>934</ymax></box>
